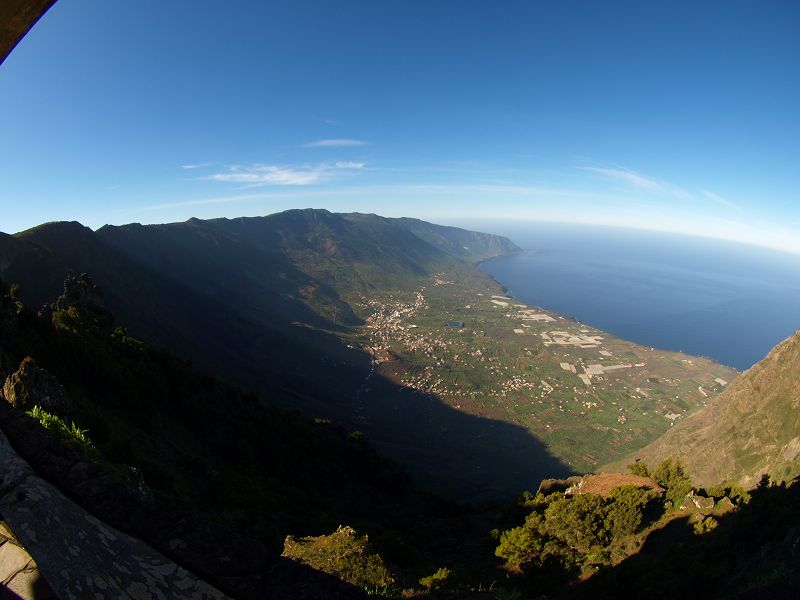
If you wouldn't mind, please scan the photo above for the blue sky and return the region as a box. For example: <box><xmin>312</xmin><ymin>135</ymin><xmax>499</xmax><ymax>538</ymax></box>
<box><xmin>1</xmin><ymin>0</ymin><xmax>799</xmax><ymax>254</ymax></box>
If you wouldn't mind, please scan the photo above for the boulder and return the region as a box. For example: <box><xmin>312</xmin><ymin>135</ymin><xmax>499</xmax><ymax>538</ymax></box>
<box><xmin>715</xmin><ymin>496</ymin><xmax>736</xmax><ymax>513</ymax></box>
<box><xmin>679</xmin><ymin>489</ymin><xmax>716</xmax><ymax>511</ymax></box>
<box><xmin>692</xmin><ymin>493</ymin><xmax>716</xmax><ymax>511</ymax></box>
<box><xmin>2</xmin><ymin>357</ymin><xmax>71</xmax><ymax>416</ymax></box>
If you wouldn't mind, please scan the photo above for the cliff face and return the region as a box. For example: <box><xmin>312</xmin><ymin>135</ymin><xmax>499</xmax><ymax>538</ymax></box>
<box><xmin>617</xmin><ymin>329</ymin><xmax>800</xmax><ymax>487</ymax></box>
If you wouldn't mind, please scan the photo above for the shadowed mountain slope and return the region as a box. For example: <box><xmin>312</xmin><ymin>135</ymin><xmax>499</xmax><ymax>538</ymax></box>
<box><xmin>2</xmin><ymin>211</ymin><xmax>505</xmax><ymax>396</ymax></box>
<box><xmin>1</xmin><ymin>211</ymin><xmax>561</xmax><ymax>500</ymax></box>
<box><xmin>612</xmin><ymin>329</ymin><xmax>800</xmax><ymax>487</ymax></box>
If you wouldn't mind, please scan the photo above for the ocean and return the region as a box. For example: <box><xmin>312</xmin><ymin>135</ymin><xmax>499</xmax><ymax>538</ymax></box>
<box><xmin>472</xmin><ymin>222</ymin><xmax>800</xmax><ymax>371</ymax></box>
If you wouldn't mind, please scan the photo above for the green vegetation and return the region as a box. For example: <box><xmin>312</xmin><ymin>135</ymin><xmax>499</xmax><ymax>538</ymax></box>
<box><xmin>282</xmin><ymin>526</ymin><xmax>396</xmax><ymax>591</ymax></box>
<box><xmin>357</xmin><ymin>271</ymin><xmax>736</xmax><ymax>485</ymax></box>
<box><xmin>490</xmin><ymin>457</ymin><xmax>793</xmax><ymax>597</ymax></box>
<box><xmin>650</xmin><ymin>457</ymin><xmax>693</xmax><ymax>505</ymax></box>
<box><xmin>605</xmin><ymin>485</ymin><xmax>658</xmax><ymax>538</ymax></box>
<box><xmin>495</xmin><ymin>484</ymin><xmax>662</xmax><ymax>579</ymax></box>
<box><xmin>418</xmin><ymin>566</ymin><xmax>454</xmax><ymax>590</ymax></box>
<box><xmin>627</xmin><ymin>461</ymin><xmax>649</xmax><ymax>477</ymax></box>
<box><xmin>25</xmin><ymin>405</ymin><xmax>99</xmax><ymax>460</ymax></box>
<box><xmin>577</xmin><ymin>475</ymin><xmax>800</xmax><ymax>598</ymax></box>
<box><xmin>2</xmin><ymin>276</ymin><xmax>798</xmax><ymax>597</ymax></box>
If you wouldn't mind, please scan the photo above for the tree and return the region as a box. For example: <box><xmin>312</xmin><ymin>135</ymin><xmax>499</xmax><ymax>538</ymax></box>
<box><xmin>651</xmin><ymin>457</ymin><xmax>693</xmax><ymax>505</ymax></box>
<box><xmin>496</xmin><ymin>524</ymin><xmax>540</xmax><ymax>567</ymax></box>
<box><xmin>605</xmin><ymin>485</ymin><xmax>656</xmax><ymax>538</ymax></box>
<box><xmin>544</xmin><ymin>494</ymin><xmax>609</xmax><ymax>553</ymax></box>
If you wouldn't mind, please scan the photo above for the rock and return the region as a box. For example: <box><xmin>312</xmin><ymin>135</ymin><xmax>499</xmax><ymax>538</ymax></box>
<box><xmin>2</xmin><ymin>357</ymin><xmax>71</xmax><ymax>416</ymax></box>
<box><xmin>39</xmin><ymin>273</ymin><xmax>113</xmax><ymax>330</ymax></box>
<box><xmin>336</xmin><ymin>525</ymin><xmax>358</xmax><ymax>537</ymax></box>
<box><xmin>679</xmin><ymin>489</ymin><xmax>716</xmax><ymax>511</ymax></box>
<box><xmin>56</xmin><ymin>273</ymin><xmax>107</xmax><ymax>313</ymax></box>
<box><xmin>715</xmin><ymin>496</ymin><xmax>736</xmax><ymax>512</ymax></box>
<box><xmin>565</xmin><ymin>478</ymin><xmax>585</xmax><ymax>496</ymax></box>
<box><xmin>692</xmin><ymin>493</ymin><xmax>716</xmax><ymax>511</ymax></box>
<box><xmin>0</xmin><ymin>521</ymin><xmax>56</xmax><ymax>599</ymax></box>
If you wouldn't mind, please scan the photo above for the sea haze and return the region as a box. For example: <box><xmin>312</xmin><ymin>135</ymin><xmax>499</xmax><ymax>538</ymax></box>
<box><xmin>469</xmin><ymin>222</ymin><xmax>800</xmax><ymax>371</ymax></box>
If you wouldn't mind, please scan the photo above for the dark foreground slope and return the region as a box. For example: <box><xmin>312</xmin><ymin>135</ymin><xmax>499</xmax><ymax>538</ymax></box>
<box><xmin>612</xmin><ymin>329</ymin><xmax>800</xmax><ymax>488</ymax></box>
<box><xmin>0</xmin><ymin>277</ymin><xmax>412</xmax><ymax>555</ymax></box>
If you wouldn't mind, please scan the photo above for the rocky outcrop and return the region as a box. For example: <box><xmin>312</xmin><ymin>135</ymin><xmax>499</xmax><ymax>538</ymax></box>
<box><xmin>54</xmin><ymin>273</ymin><xmax>107</xmax><ymax>313</ymax></box>
<box><xmin>2</xmin><ymin>357</ymin><xmax>71</xmax><ymax>416</ymax></box>
<box><xmin>0</xmin><ymin>403</ymin><xmax>367</xmax><ymax>599</ymax></box>
<box><xmin>39</xmin><ymin>273</ymin><xmax>113</xmax><ymax>330</ymax></box>
<box><xmin>0</xmin><ymin>426</ymin><xmax>228</xmax><ymax>599</ymax></box>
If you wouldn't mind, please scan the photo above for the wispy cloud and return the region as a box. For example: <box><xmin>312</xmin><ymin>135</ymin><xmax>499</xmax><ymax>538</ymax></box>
<box><xmin>144</xmin><ymin>192</ymin><xmax>295</xmax><ymax>211</ymax></box>
<box><xmin>580</xmin><ymin>165</ymin><xmax>689</xmax><ymax>198</ymax></box>
<box><xmin>181</xmin><ymin>163</ymin><xmax>212</xmax><ymax>170</ymax></box>
<box><xmin>304</xmin><ymin>139</ymin><xmax>368</xmax><ymax>148</ymax></box>
<box><xmin>405</xmin><ymin>183</ymin><xmax>602</xmax><ymax>199</ymax></box>
<box><xmin>702</xmin><ymin>189</ymin><xmax>738</xmax><ymax>209</ymax></box>
<box><xmin>204</xmin><ymin>161</ymin><xmax>365</xmax><ymax>187</ymax></box>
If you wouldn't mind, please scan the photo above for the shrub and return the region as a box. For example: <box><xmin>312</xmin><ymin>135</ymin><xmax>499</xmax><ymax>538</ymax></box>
<box><xmin>282</xmin><ymin>525</ymin><xmax>395</xmax><ymax>589</ymax></box>
<box><xmin>605</xmin><ymin>485</ymin><xmax>657</xmax><ymax>538</ymax></box>
<box><xmin>652</xmin><ymin>457</ymin><xmax>694</xmax><ymax>505</ymax></box>
<box><xmin>419</xmin><ymin>567</ymin><xmax>453</xmax><ymax>590</ymax></box>
<box><xmin>627</xmin><ymin>461</ymin><xmax>650</xmax><ymax>477</ymax></box>
<box><xmin>496</xmin><ymin>525</ymin><xmax>540</xmax><ymax>567</ymax></box>
<box><xmin>544</xmin><ymin>494</ymin><xmax>609</xmax><ymax>553</ymax></box>
<box><xmin>693</xmin><ymin>515</ymin><xmax>718</xmax><ymax>535</ymax></box>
